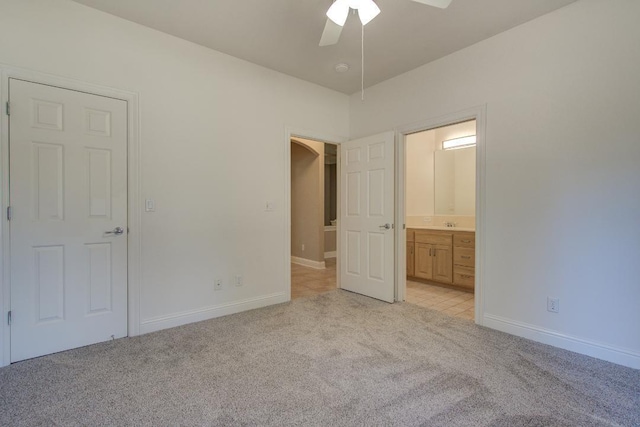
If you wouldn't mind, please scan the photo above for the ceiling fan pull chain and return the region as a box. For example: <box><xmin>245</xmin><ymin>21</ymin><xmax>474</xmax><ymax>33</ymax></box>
<box><xmin>361</xmin><ymin>23</ymin><xmax>365</xmax><ymax>101</ymax></box>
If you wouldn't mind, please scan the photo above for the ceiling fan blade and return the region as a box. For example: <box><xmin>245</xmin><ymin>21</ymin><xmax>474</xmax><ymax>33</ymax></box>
<box><xmin>410</xmin><ymin>0</ymin><xmax>453</xmax><ymax>9</ymax></box>
<box><xmin>319</xmin><ymin>19</ymin><xmax>343</xmax><ymax>46</ymax></box>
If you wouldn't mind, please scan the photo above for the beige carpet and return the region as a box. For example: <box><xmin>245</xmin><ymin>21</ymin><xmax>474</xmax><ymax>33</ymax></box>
<box><xmin>0</xmin><ymin>290</ymin><xmax>638</xmax><ymax>426</ymax></box>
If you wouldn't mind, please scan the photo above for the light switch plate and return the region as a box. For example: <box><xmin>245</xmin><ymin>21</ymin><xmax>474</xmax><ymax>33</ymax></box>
<box><xmin>145</xmin><ymin>199</ymin><xmax>155</xmax><ymax>212</ymax></box>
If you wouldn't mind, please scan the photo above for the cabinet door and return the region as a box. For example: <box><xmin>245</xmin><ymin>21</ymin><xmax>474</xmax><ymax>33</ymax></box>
<box><xmin>406</xmin><ymin>242</ymin><xmax>415</xmax><ymax>277</ymax></box>
<box><xmin>414</xmin><ymin>243</ymin><xmax>433</xmax><ymax>280</ymax></box>
<box><xmin>432</xmin><ymin>245</ymin><xmax>453</xmax><ymax>284</ymax></box>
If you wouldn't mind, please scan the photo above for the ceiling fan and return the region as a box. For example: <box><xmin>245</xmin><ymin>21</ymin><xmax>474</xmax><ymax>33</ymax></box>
<box><xmin>319</xmin><ymin>0</ymin><xmax>453</xmax><ymax>46</ymax></box>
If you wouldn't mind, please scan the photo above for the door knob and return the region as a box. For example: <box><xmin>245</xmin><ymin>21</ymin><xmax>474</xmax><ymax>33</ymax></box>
<box><xmin>379</xmin><ymin>223</ymin><xmax>391</xmax><ymax>230</ymax></box>
<box><xmin>105</xmin><ymin>227</ymin><xmax>125</xmax><ymax>236</ymax></box>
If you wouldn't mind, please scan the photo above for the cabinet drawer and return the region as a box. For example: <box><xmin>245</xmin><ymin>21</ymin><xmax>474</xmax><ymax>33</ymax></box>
<box><xmin>454</xmin><ymin>247</ymin><xmax>475</xmax><ymax>267</ymax></box>
<box><xmin>453</xmin><ymin>232</ymin><xmax>475</xmax><ymax>248</ymax></box>
<box><xmin>406</xmin><ymin>229</ymin><xmax>415</xmax><ymax>242</ymax></box>
<box><xmin>415</xmin><ymin>231</ymin><xmax>452</xmax><ymax>246</ymax></box>
<box><xmin>454</xmin><ymin>266</ymin><xmax>475</xmax><ymax>289</ymax></box>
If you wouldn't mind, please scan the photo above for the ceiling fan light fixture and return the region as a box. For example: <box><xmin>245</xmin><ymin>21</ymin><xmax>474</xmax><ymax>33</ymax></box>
<box><xmin>357</xmin><ymin>0</ymin><xmax>380</xmax><ymax>25</ymax></box>
<box><xmin>327</xmin><ymin>0</ymin><xmax>350</xmax><ymax>26</ymax></box>
<box><xmin>410</xmin><ymin>0</ymin><xmax>453</xmax><ymax>9</ymax></box>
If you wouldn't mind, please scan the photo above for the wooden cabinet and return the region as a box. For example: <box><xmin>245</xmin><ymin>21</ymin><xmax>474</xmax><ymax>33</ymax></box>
<box><xmin>453</xmin><ymin>266</ymin><xmax>474</xmax><ymax>288</ymax></box>
<box><xmin>413</xmin><ymin>230</ymin><xmax>453</xmax><ymax>284</ymax></box>
<box><xmin>414</xmin><ymin>243</ymin><xmax>433</xmax><ymax>279</ymax></box>
<box><xmin>408</xmin><ymin>228</ymin><xmax>475</xmax><ymax>291</ymax></box>
<box><xmin>406</xmin><ymin>229</ymin><xmax>415</xmax><ymax>276</ymax></box>
<box><xmin>453</xmin><ymin>231</ymin><xmax>475</xmax><ymax>290</ymax></box>
<box><xmin>433</xmin><ymin>245</ymin><xmax>453</xmax><ymax>283</ymax></box>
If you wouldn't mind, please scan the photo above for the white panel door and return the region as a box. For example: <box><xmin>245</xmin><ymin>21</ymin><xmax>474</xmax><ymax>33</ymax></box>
<box><xmin>9</xmin><ymin>79</ymin><xmax>128</xmax><ymax>362</ymax></box>
<box><xmin>340</xmin><ymin>132</ymin><xmax>395</xmax><ymax>302</ymax></box>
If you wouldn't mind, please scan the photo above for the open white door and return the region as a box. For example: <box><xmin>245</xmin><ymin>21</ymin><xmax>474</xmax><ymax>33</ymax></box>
<box><xmin>339</xmin><ymin>132</ymin><xmax>395</xmax><ymax>302</ymax></box>
<box><xmin>9</xmin><ymin>79</ymin><xmax>128</xmax><ymax>362</ymax></box>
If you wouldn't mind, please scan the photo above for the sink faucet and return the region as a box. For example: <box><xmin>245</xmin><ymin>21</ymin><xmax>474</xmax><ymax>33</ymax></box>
<box><xmin>443</xmin><ymin>221</ymin><xmax>456</xmax><ymax>228</ymax></box>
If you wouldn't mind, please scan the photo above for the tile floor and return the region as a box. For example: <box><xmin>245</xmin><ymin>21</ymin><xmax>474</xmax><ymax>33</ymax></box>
<box><xmin>291</xmin><ymin>258</ymin><xmax>337</xmax><ymax>299</ymax></box>
<box><xmin>406</xmin><ymin>280</ymin><xmax>475</xmax><ymax>321</ymax></box>
<box><xmin>291</xmin><ymin>259</ymin><xmax>474</xmax><ymax>321</ymax></box>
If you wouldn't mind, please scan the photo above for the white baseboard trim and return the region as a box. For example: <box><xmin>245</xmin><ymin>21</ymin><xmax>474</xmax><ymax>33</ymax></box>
<box><xmin>140</xmin><ymin>292</ymin><xmax>289</xmax><ymax>335</ymax></box>
<box><xmin>483</xmin><ymin>314</ymin><xmax>640</xmax><ymax>370</ymax></box>
<box><xmin>324</xmin><ymin>251</ymin><xmax>336</xmax><ymax>259</ymax></box>
<box><xmin>291</xmin><ymin>256</ymin><xmax>325</xmax><ymax>269</ymax></box>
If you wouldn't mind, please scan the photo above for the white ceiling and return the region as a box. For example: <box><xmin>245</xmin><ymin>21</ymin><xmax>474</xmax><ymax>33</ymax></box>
<box><xmin>71</xmin><ymin>0</ymin><xmax>578</xmax><ymax>94</ymax></box>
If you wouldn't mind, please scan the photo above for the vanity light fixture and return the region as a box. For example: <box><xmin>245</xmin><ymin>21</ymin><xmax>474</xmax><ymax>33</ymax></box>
<box><xmin>442</xmin><ymin>135</ymin><xmax>476</xmax><ymax>150</ymax></box>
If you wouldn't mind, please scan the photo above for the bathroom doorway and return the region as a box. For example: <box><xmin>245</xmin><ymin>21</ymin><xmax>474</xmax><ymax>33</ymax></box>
<box><xmin>403</xmin><ymin>119</ymin><xmax>478</xmax><ymax>320</ymax></box>
<box><xmin>290</xmin><ymin>138</ymin><xmax>339</xmax><ymax>299</ymax></box>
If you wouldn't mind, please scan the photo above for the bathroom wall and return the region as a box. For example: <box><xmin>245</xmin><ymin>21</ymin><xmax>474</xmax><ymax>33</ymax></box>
<box><xmin>291</xmin><ymin>139</ymin><xmax>325</xmax><ymax>264</ymax></box>
<box><xmin>406</xmin><ymin>121</ymin><xmax>476</xmax><ymax>228</ymax></box>
<box><xmin>406</xmin><ymin>130</ymin><xmax>436</xmax><ymax>217</ymax></box>
<box><xmin>433</xmin><ymin>120</ymin><xmax>476</xmax><ymax>150</ymax></box>
<box><xmin>323</xmin><ymin>163</ymin><xmax>337</xmax><ymax>225</ymax></box>
<box><xmin>453</xmin><ymin>149</ymin><xmax>476</xmax><ymax>216</ymax></box>
<box><xmin>324</xmin><ymin>230</ymin><xmax>336</xmax><ymax>257</ymax></box>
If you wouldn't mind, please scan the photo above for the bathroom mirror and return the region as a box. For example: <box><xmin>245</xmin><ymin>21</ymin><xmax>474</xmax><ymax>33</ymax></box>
<box><xmin>434</xmin><ymin>147</ymin><xmax>476</xmax><ymax>216</ymax></box>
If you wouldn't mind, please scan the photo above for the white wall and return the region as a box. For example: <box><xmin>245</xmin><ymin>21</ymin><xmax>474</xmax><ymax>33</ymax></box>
<box><xmin>0</xmin><ymin>0</ymin><xmax>349</xmax><ymax>354</ymax></box>
<box><xmin>352</xmin><ymin>0</ymin><xmax>640</xmax><ymax>368</ymax></box>
<box><xmin>2</xmin><ymin>0</ymin><xmax>638</xmax><ymax>370</ymax></box>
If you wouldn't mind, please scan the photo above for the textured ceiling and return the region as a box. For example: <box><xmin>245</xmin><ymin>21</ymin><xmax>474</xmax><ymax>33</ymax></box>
<box><xmin>71</xmin><ymin>0</ymin><xmax>578</xmax><ymax>94</ymax></box>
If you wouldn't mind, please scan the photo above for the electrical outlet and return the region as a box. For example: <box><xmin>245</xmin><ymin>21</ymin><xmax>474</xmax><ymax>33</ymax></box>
<box><xmin>214</xmin><ymin>279</ymin><xmax>223</xmax><ymax>291</ymax></box>
<box><xmin>423</xmin><ymin>217</ymin><xmax>432</xmax><ymax>223</ymax></box>
<box><xmin>547</xmin><ymin>297</ymin><xmax>559</xmax><ymax>313</ymax></box>
<box><xmin>301</xmin><ymin>244</ymin><xmax>305</xmax><ymax>251</ymax></box>
<box><xmin>265</xmin><ymin>201</ymin><xmax>275</xmax><ymax>211</ymax></box>
<box><xmin>235</xmin><ymin>275</ymin><xmax>243</xmax><ymax>287</ymax></box>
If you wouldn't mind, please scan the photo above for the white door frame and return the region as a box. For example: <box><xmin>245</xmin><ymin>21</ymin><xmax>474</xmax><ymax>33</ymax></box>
<box><xmin>394</xmin><ymin>105</ymin><xmax>487</xmax><ymax>324</ymax></box>
<box><xmin>284</xmin><ymin>127</ymin><xmax>347</xmax><ymax>298</ymax></box>
<box><xmin>0</xmin><ymin>65</ymin><xmax>142</xmax><ymax>367</ymax></box>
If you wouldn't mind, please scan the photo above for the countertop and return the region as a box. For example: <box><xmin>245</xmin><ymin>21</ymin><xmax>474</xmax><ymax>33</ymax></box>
<box><xmin>408</xmin><ymin>225</ymin><xmax>475</xmax><ymax>232</ymax></box>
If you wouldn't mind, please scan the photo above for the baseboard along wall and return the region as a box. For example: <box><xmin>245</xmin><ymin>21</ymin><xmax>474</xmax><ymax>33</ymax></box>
<box><xmin>483</xmin><ymin>314</ymin><xmax>640</xmax><ymax>370</ymax></box>
<box><xmin>140</xmin><ymin>293</ymin><xmax>288</xmax><ymax>335</ymax></box>
<box><xmin>291</xmin><ymin>256</ymin><xmax>326</xmax><ymax>270</ymax></box>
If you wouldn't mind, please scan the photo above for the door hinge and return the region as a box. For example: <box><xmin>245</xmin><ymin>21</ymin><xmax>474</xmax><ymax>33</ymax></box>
<box><xmin>7</xmin><ymin>311</ymin><xmax>11</xmax><ymax>326</ymax></box>
<box><xmin>5</xmin><ymin>101</ymin><xmax>9</xmax><ymax>116</ymax></box>
<box><xmin>6</xmin><ymin>206</ymin><xmax>12</xmax><ymax>221</ymax></box>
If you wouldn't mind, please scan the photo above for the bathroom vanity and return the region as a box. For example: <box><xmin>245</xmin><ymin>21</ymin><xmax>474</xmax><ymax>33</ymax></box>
<box><xmin>407</xmin><ymin>227</ymin><xmax>475</xmax><ymax>291</ymax></box>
